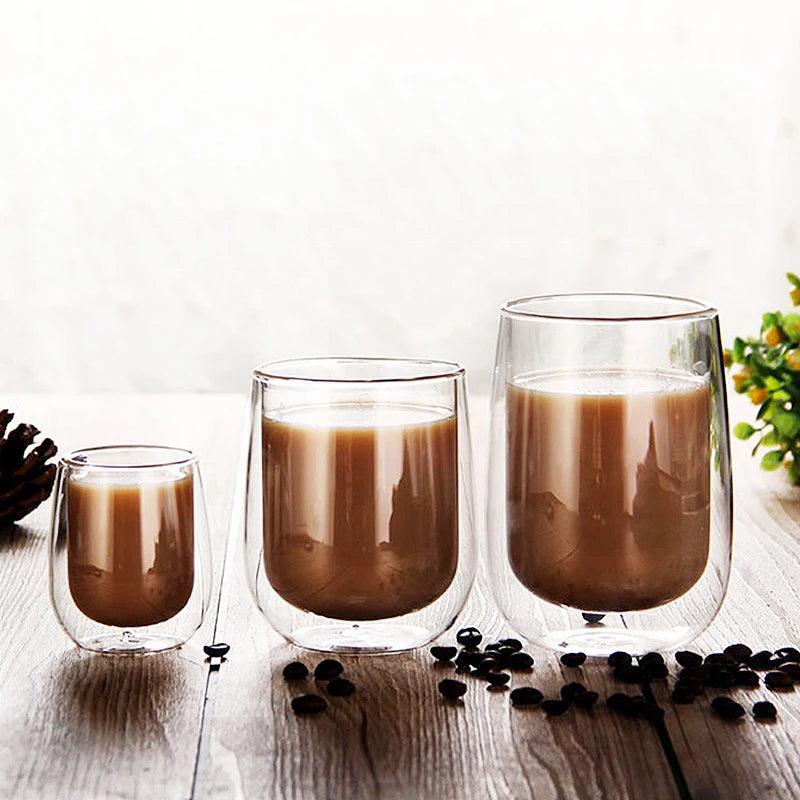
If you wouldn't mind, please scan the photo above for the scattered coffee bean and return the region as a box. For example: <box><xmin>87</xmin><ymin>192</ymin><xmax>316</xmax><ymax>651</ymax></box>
<box><xmin>671</xmin><ymin>688</ymin><xmax>695</xmax><ymax>704</ymax></box>
<box><xmin>476</xmin><ymin>657</ymin><xmax>500</xmax><ymax>676</ymax></box>
<box><xmin>326</xmin><ymin>677</ymin><xmax>355</xmax><ymax>697</ymax></box>
<box><xmin>560</xmin><ymin>682</ymin><xmax>587</xmax><ymax>703</ymax></box>
<box><xmin>734</xmin><ymin>670</ymin><xmax>760</xmax><ymax>688</ymax></box>
<box><xmin>493</xmin><ymin>647</ymin><xmax>516</xmax><ymax>668</ymax></box>
<box><xmin>775</xmin><ymin>647</ymin><xmax>800</xmax><ymax>663</ymax></box>
<box><xmin>705</xmin><ymin>653</ymin><xmax>737</xmax><ymax>668</ymax></box>
<box><xmin>509</xmin><ymin>652</ymin><xmax>534</xmax><ymax>671</ymax></box>
<box><xmin>753</xmin><ymin>700</ymin><xmax>777</xmax><ymax>721</ymax></box>
<box><xmin>483</xmin><ymin>642</ymin><xmax>502</xmax><ymax>652</ymax></box>
<box><xmin>499</xmin><ymin>638</ymin><xmax>523</xmax><ymax>652</ymax></box>
<box><xmin>454</xmin><ymin>651</ymin><xmax>472</xmax><ymax>673</ymax></box>
<box><xmin>640</xmin><ymin>652</ymin><xmax>666</xmax><ymax>668</ymax></box>
<box><xmin>203</xmin><ymin>642</ymin><xmax>230</xmax><ymax>658</ymax></box>
<box><xmin>614</xmin><ymin>664</ymin><xmax>649</xmax><ymax>684</ymax></box>
<box><xmin>644</xmin><ymin>662</ymin><xmax>669</xmax><ymax>680</ymax></box>
<box><xmin>680</xmin><ymin>664</ymin><xmax>710</xmax><ymax>682</ymax></box>
<box><xmin>706</xmin><ymin>670</ymin><xmax>737</xmax><ymax>688</ymax></box>
<box><xmin>675</xmin><ymin>677</ymin><xmax>704</xmax><ymax>696</ymax></box>
<box><xmin>582</xmin><ymin>613</ymin><xmax>605</xmax><ymax>624</ymax></box>
<box><xmin>607</xmin><ymin>651</ymin><xmax>632</xmax><ymax>669</ymax></box>
<box><xmin>314</xmin><ymin>659</ymin><xmax>344</xmax><ymax>681</ymax></box>
<box><xmin>724</xmin><ymin>643</ymin><xmax>753</xmax><ymax>663</ymax></box>
<box><xmin>291</xmin><ymin>694</ymin><xmax>327</xmax><ymax>714</ymax></box>
<box><xmin>573</xmin><ymin>690</ymin><xmax>599</xmax><ymax>709</ymax></box>
<box><xmin>765</xmin><ymin>671</ymin><xmax>794</xmax><ymax>691</ymax></box>
<box><xmin>748</xmin><ymin>650</ymin><xmax>774</xmax><ymax>670</ymax></box>
<box><xmin>541</xmin><ymin>699</ymin><xmax>569</xmax><ymax>716</ymax></box>
<box><xmin>430</xmin><ymin>646</ymin><xmax>458</xmax><ymax>662</ymax></box>
<box><xmin>484</xmin><ymin>671</ymin><xmax>511</xmax><ymax>687</ymax></box>
<box><xmin>456</xmin><ymin>627</ymin><xmax>482</xmax><ymax>648</ymax></box>
<box><xmin>780</xmin><ymin>663</ymin><xmax>800</xmax><ymax>682</ymax></box>
<box><xmin>561</xmin><ymin>652</ymin><xmax>587</xmax><ymax>668</ymax></box>
<box><xmin>438</xmin><ymin>678</ymin><xmax>468</xmax><ymax>699</ymax></box>
<box><xmin>710</xmin><ymin>696</ymin><xmax>745</xmax><ymax>720</ymax></box>
<box><xmin>510</xmin><ymin>687</ymin><xmax>543</xmax><ymax>706</ymax></box>
<box><xmin>282</xmin><ymin>661</ymin><xmax>309</xmax><ymax>681</ymax></box>
<box><xmin>606</xmin><ymin>693</ymin><xmax>634</xmax><ymax>714</ymax></box>
<box><xmin>675</xmin><ymin>650</ymin><xmax>703</xmax><ymax>668</ymax></box>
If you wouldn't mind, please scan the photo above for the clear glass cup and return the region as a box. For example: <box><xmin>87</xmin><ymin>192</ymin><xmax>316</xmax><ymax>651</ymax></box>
<box><xmin>50</xmin><ymin>446</ymin><xmax>213</xmax><ymax>655</ymax></box>
<box><xmin>242</xmin><ymin>357</ymin><xmax>477</xmax><ymax>654</ymax></box>
<box><xmin>487</xmin><ymin>294</ymin><xmax>733</xmax><ymax>656</ymax></box>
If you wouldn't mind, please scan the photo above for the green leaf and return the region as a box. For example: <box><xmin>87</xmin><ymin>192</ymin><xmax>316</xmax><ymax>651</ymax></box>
<box><xmin>732</xmin><ymin>337</ymin><xmax>746</xmax><ymax>363</ymax></box>
<box><xmin>763</xmin><ymin>312</ymin><xmax>780</xmax><ymax>331</ymax></box>
<box><xmin>788</xmin><ymin>272</ymin><xmax>800</xmax><ymax>288</ymax></box>
<box><xmin>761</xmin><ymin>429</ymin><xmax>780</xmax><ymax>447</ymax></box>
<box><xmin>772</xmin><ymin>389</ymin><xmax>792</xmax><ymax>402</ymax></box>
<box><xmin>764</xmin><ymin>375</ymin><xmax>783</xmax><ymax>391</ymax></box>
<box><xmin>789</xmin><ymin>460</ymin><xmax>800</xmax><ymax>484</ymax></box>
<box><xmin>733</xmin><ymin>422</ymin><xmax>756</xmax><ymax>440</ymax></box>
<box><xmin>773</xmin><ymin>409</ymin><xmax>800</xmax><ymax>439</ymax></box>
<box><xmin>781</xmin><ymin>313</ymin><xmax>800</xmax><ymax>342</ymax></box>
<box><xmin>761</xmin><ymin>450</ymin><xmax>785</xmax><ymax>471</ymax></box>
<box><xmin>756</xmin><ymin>401</ymin><xmax>771</xmax><ymax>420</ymax></box>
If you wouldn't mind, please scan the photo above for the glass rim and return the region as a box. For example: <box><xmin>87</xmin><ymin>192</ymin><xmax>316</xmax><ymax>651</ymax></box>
<box><xmin>61</xmin><ymin>445</ymin><xmax>197</xmax><ymax>470</ymax></box>
<box><xmin>253</xmin><ymin>356</ymin><xmax>465</xmax><ymax>384</ymax></box>
<box><xmin>501</xmin><ymin>292</ymin><xmax>718</xmax><ymax>322</ymax></box>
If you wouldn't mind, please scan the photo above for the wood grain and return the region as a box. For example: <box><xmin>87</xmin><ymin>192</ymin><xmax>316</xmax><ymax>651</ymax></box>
<box><xmin>0</xmin><ymin>394</ymin><xmax>245</xmax><ymax>800</ymax></box>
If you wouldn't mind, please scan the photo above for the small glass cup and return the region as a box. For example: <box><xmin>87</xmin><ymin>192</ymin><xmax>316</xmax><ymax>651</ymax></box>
<box><xmin>242</xmin><ymin>357</ymin><xmax>477</xmax><ymax>654</ymax></box>
<box><xmin>50</xmin><ymin>446</ymin><xmax>212</xmax><ymax>655</ymax></box>
<box><xmin>486</xmin><ymin>293</ymin><xmax>733</xmax><ymax>656</ymax></box>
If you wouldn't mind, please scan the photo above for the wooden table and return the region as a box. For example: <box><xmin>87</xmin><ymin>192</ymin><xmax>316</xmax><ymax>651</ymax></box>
<box><xmin>1</xmin><ymin>393</ymin><xmax>799</xmax><ymax>800</ymax></box>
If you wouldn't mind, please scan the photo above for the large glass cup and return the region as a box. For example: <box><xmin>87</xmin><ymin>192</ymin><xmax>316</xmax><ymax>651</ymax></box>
<box><xmin>487</xmin><ymin>294</ymin><xmax>732</xmax><ymax>656</ymax></box>
<box><xmin>50</xmin><ymin>445</ymin><xmax>213</xmax><ymax>655</ymax></box>
<box><xmin>243</xmin><ymin>357</ymin><xmax>477</xmax><ymax>654</ymax></box>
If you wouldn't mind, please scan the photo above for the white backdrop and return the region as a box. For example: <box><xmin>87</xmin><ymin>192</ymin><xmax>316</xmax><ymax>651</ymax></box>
<box><xmin>1</xmin><ymin>1</ymin><xmax>799</xmax><ymax>394</ymax></box>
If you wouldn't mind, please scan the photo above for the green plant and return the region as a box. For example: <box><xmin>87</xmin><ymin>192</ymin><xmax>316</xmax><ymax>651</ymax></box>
<box><xmin>725</xmin><ymin>273</ymin><xmax>800</xmax><ymax>483</ymax></box>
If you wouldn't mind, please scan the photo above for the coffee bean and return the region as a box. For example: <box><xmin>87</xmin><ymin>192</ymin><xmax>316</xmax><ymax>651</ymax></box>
<box><xmin>456</xmin><ymin>627</ymin><xmax>482</xmax><ymax>648</ymax></box>
<box><xmin>680</xmin><ymin>664</ymin><xmax>710</xmax><ymax>682</ymax></box>
<box><xmin>706</xmin><ymin>671</ymin><xmax>737</xmax><ymax>688</ymax></box>
<box><xmin>476</xmin><ymin>657</ymin><xmax>500</xmax><ymax>676</ymax></box>
<box><xmin>710</xmin><ymin>696</ymin><xmax>745</xmax><ymax>720</ymax></box>
<box><xmin>509</xmin><ymin>652</ymin><xmax>534</xmax><ymax>671</ymax></box>
<box><xmin>765</xmin><ymin>671</ymin><xmax>794</xmax><ymax>691</ymax></box>
<box><xmin>282</xmin><ymin>661</ymin><xmax>309</xmax><ymax>681</ymax></box>
<box><xmin>560</xmin><ymin>652</ymin><xmax>587</xmax><ymax>668</ymax></box>
<box><xmin>780</xmin><ymin>663</ymin><xmax>800</xmax><ymax>682</ymax></box>
<box><xmin>483</xmin><ymin>642</ymin><xmax>502</xmax><ymax>652</ymax></box>
<box><xmin>573</xmin><ymin>690</ymin><xmax>599</xmax><ymax>709</ymax></box>
<box><xmin>614</xmin><ymin>664</ymin><xmax>649</xmax><ymax>684</ymax></box>
<box><xmin>675</xmin><ymin>677</ymin><xmax>704</xmax><ymax>696</ymax></box>
<box><xmin>705</xmin><ymin>653</ymin><xmax>737</xmax><ymax>668</ymax></box>
<box><xmin>510</xmin><ymin>686</ymin><xmax>543</xmax><ymax>706</ymax></box>
<box><xmin>430</xmin><ymin>646</ymin><xmax>458</xmax><ymax>662</ymax></box>
<box><xmin>203</xmin><ymin>642</ymin><xmax>230</xmax><ymax>658</ymax></box>
<box><xmin>484</xmin><ymin>671</ymin><xmax>511</xmax><ymax>687</ymax></box>
<box><xmin>291</xmin><ymin>694</ymin><xmax>327</xmax><ymax>714</ymax></box>
<box><xmin>640</xmin><ymin>652</ymin><xmax>666</xmax><ymax>668</ymax></box>
<box><xmin>644</xmin><ymin>662</ymin><xmax>669</xmax><ymax>680</ymax></box>
<box><xmin>314</xmin><ymin>659</ymin><xmax>344</xmax><ymax>681</ymax></box>
<box><xmin>493</xmin><ymin>647</ymin><xmax>516</xmax><ymax>668</ymax></box>
<box><xmin>775</xmin><ymin>647</ymin><xmax>800</xmax><ymax>663</ymax></box>
<box><xmin>734</xmin><ymin>670</ymin><xmax>760</xmax><ymax>688</ymax></box>
<box><xmin>560</xmin><ymin>682</ymin><xmax>587</xmax><ymax>703</ymax></box>
<box><xmin>607</xmin><ymin>651</ymin><xmax>632</xmax><ymax>669</ymax></box>
<box><xmin>499</xmin><ymin>638</ymin><xmax>523</xmax><ymax>652</ymax></box>
<box><xmin>438</xmin><ymin>679</ymin><xmax>468</xmax><ymax>699</ymax></box>
<box><xmin>607</xmin><ymin>693</ymin><xmax>634</xmax><ymax>714</ymax></box>
<box><xmin>582</xmin><ymin>613</ymin><xmax>605</xmax><ymax>624</ymax></box>
<box><xmin>748</xmin><ymin>650</ymin><xmax>774</xmax><ymax>670</ymax></box>
<box><xmin>541</xmin><ymin>699</ymin><xmax>569</xmax><ymax>716</ymax></box>
<box><xmin>454</xmin><ymin>651</ymin><xmax>473</xmax><ymax>673</ymax></box>
<box><xmin>326</xmin><ymin>677</ymin><xmax>355</xmax><ymax>697</ymax></box>
<box><xmin>675</xmin><ymin>651</ymin><xmax>703</xmax><ymax>668</ymax></box>
<box><xmin>724</xmin><ymin>644</ymin><xmax>753</xmax><ymax>663</ymax></box>
<box><xmin>753</xmin><ymin>700</ymin><xmax>777</xmax><ymax>721</ymax></box>
<box><xmin>671</xmin><ymin>688</ymin><xmax>695</xmax><ymax>704</ymax></box>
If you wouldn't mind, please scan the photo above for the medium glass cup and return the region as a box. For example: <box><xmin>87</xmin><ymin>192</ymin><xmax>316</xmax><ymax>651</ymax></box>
<box><xmin>487</xmin><ymin>294</ymin><xmax>733</xmax><ymax>656</ymax></box>
<box><xmin>242</xmin><ymin>357</ymin><xmax>477</xmax><ymax>654</ymax></box>
<box><xmin>50</xmin><ymin>446</ymin><xmax>212</xmax><ymax>655</ymax></box>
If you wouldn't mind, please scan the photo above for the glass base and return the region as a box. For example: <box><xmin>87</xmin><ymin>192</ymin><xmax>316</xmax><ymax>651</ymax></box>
<box><xmin>77</xmin><ymin>630</ymin><xmax>184</xmax><ymax>656</ymax></box>
<box><xmin>537</xmin><ymin>624</ymin><xmax>695</xmax><ymax>657</ymax></box>
<box><xmin>288</xmin><ymin>622</ymin><xmax>433</xmax><ymax>654</ymax></box>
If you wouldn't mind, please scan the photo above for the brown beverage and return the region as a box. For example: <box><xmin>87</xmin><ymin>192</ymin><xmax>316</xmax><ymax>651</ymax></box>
<box><xmin>262</xmin><ymin>403</ymin><xmax>458</xmax><ymax>620</ymax></box>
<box><xmin>507</xmin><ymin>369</ymin><xmax>710</xmax><ymax>611</ymax></box>
<box><xmin>67</xmin><ymin>472</ymin><xmax>195</xmax><ymax>627</ymax></box>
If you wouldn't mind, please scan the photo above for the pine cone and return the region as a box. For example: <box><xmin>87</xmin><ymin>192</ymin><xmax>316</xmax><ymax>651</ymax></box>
<box><xmin>0</xmin><ymin>409</ymin><xmax>58</xmax><ymax>528</ymax></box>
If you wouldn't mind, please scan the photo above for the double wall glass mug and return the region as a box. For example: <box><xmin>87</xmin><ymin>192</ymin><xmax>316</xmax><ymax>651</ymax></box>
<box><xmin>50</xmin><ymin>446</ymin><xmax>212</xmax><ymax>655</ymax></box>
<box><xmin>486</xmin><ymin>294</ymin><xmax>733</xmax><ymax>656</ymax></box>
<box><xmin>243</xmin><ymin>357</ymin><xmax>477</xmax><ymax>654</ymax></box>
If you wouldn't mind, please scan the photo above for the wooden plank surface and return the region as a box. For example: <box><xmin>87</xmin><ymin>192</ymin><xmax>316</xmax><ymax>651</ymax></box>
<box><xmin>0</xmin><ymin>394</ymin><xmax>245</xmax><ymax>800</ymax></box>
<box><xmin>3</xmin><ymin>394</ymin><xmax>800</xmax><ymax>800</ymax></box>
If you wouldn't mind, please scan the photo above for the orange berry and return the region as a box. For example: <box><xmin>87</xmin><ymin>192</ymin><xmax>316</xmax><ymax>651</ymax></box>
<box><xmin>732</xmin><ymin>372</ymin><xmax>749</xmax><ymax>392</ymax></box>
<box><xmin>787</xmin><ymin>349</ymin><xmax>800</xmax><ymax>371</ymax></box>
<box><xmin>748</xmin><ymin>387</ymin><xmax>768</xmax><ymax>405</ymax></box>
<box><xmin>723</xmin><ymin>350</ymin><xmax>732</xmax><ymax>368</ymax></box>
<box><xmin>791</xmin><ymin>288</ymin><xmax>800</xmax><ymax>306</ymax></box>
<box><xmin>764</xmin><ymin>326</ymin><xmax>784</xmax><ymax>347</ymax></box>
